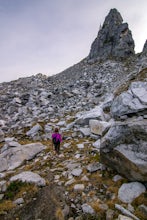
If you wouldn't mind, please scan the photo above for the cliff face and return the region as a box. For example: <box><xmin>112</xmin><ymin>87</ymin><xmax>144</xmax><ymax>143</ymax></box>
<box><xmin>88</xmin><ymin>8</ymin><xmax>135</xmax><ymax>62</ymax></box>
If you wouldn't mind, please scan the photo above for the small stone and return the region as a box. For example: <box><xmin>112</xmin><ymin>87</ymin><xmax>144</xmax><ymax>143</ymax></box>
<box><xmin>81</xmin><ymin>203</ymin><xmax>95</xmax><ymax>214</ymax></box>
<box><xmin>74</xmin><ymin>184</ymin><xmax>85</xmax><ymax>192</ymax></box>
<box><xmin>13</xmin><ymin>198</ymin><xmax>24</xmax><ymax>205</ymax></box>
<box><xmin>71</xmin><ymin>168</ymin><xmax>82</xmax><ymax>177</ymax></box>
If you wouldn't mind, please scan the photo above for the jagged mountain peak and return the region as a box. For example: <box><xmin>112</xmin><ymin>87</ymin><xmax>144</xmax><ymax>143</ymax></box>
<box><xmin>102</xmin><ymin>8</ymin><xmax>123</xmax><ymax>27</ymax></box>
<box><xmin>88</xmin><ymin>8</ymin><xmax>135</xmax><ymax>62</ymax></box>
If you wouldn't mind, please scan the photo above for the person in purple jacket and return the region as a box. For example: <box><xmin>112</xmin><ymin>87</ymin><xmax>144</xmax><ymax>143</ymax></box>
<box><xmin>52</xmin><ymin>127</ymin><xmax>62</xmax><ymax>154</ymax></box>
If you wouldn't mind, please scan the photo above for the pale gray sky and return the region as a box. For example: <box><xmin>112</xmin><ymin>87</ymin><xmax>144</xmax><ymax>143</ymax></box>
<box><xmin>0</xmin><ymin>0</ymin><xmax>147</xmax><ymax>83</ymax></box>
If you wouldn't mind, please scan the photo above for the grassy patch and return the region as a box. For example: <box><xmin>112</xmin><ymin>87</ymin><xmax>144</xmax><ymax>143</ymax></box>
<box><xmin>4</xmin><ymin>181</ymin><xmax>37</xmax><ymax>200</ymax></box>
<box><xmin>0</xmin><ymin>200</ymin><xmax>15</xmax><ymax>213</ymax></box>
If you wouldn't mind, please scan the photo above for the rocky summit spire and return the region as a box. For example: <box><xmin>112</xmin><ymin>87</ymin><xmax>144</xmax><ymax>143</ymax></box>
<box><xmin>142</xmin><ymin>39</ymin><xmax>147</xmax><ymax>56</ymax></box>
<box><xmin>88</xmin><ymin>8</ymin><xmax>135</xmax><ymax>62</ymax></box>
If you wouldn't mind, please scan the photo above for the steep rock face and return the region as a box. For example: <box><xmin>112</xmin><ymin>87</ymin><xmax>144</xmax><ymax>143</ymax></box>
<box><xmin>88</xmin><ymin>8</ymin><xmax>135</xmax><ymax>61</ymax></box>
<box><xmin>142</xmin><ymin>40</ymin><xmax>147</xmax><ymax>56</ymax></box>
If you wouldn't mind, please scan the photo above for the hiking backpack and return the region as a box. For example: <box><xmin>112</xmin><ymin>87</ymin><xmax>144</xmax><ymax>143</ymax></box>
<box><xmin>53</xmin><ymin>137</ymin><xmax>60</xmax><ymax>145</ymax></box>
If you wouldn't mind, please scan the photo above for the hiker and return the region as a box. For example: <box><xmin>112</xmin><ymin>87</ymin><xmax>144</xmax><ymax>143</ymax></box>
<box><xmin>52</xmin><ymin>127</ymin><xmax>62</xmax><ymax>154</ymax></box>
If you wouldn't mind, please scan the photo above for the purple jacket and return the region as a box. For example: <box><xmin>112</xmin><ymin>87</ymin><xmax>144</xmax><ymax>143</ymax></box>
<box><xmin>52</xmin><ymin>133</ymin><xmax>62</xmax><ymax>142</ymax></box>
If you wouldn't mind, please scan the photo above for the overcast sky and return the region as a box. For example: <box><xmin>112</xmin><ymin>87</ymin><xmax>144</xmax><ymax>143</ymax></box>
<box><xmin>0</xmin><ymin>0</ymin><xmax>147</xmax><ymax>83</ymax></box>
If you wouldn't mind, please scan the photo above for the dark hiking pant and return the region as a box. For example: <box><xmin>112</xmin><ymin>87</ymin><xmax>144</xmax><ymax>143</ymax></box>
<box><xmin>54</xmin><ymin>143</ymin><xmax>60</xmax><ymax>154</ymax></box>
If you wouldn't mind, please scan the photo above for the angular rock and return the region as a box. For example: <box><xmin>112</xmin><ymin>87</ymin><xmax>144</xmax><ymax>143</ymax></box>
<box><xmin>0</xmin><ymin>129</ymin><xmax>4</xmax><ymax>143</ymax></box>
<box><xmin>111</xmin><ymin>82</ymin><xmax>147</xmax><ymax>118</ymax></box>
<box><xmin>26</xmin><ymin>123</ymin><xmax>43</xmax><ymax>137</ymax></box>
<box><xmin>89</xmin><ymin>119</ymin><xmax>111</xmax><ymax>136</ymax></box>
<box><xmin>74</xmin><ymin>184</ymin><xmax>85</xmax><ymax>192</ymax></box>
<box><xmin>115</xmin><ymin>204</ymin><xmax>140</xmax><ymax>220</ymax></box>
<box><xmin>75</xmin><ymin>106</ymin><xmax>104</xmax><ymax>126</ymax></box>
<box><xmin>10</xmin><ymin>171</ymin><xmax>46</xmax><ymax>186</ymax></box>
<box><xmin>118</xmin><ymin>214</ymin><xmax>135</xmax><ymax>220</ymax></box>
<box><xmin>100</xmin><ymin>120</ymin><xmax>147</xmax><ymax>181</ymax></box>
<box><xmin>13</xmin><ymin>198</ymin><xmax>24</xmax><ymax>205</ymax></box>
<box><xmin>0</xmin><ymin>181</ymin><xmax>7</xmax><ymax>192</ymax></box>
<box><xmin>71</xmin><ymin>168</ymin><xmax>82</xmax><ymax>177</ymax></box>
<box><xmin>130</xmin><ymin>81</ymin><xmax>147</xmax><ymax>104</ymax></box>
<box><xmin>81</xmin><ymin>203</ymin><xmax>95</xmax><ymax>214</ymax></box>
<box><xmin>0</xmin><ymin>142</ymin><xmax>46</xmax><ymax>171</ymax></box>
<box><xmin>86</xmin><ymin>162</ymin><xmax>102</xmax><ymax>172</ymax></box>
<box><xmin>118</xmin><ymin>182</ymin><xmax>146</xmax><ymax>203</ymax></box>
<box><xmin>79</xmin><ymin>127</ymin><xmax>91</xmax><ymax>136</ymax></box>
<box><xmin>92</xmin><ymin>139</ymin><xmax>101</xmax><ymax>150</ymax></box>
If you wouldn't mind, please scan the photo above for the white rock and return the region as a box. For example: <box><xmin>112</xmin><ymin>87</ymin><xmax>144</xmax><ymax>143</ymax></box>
<box><xmin>130</xmin><ymin>81</ymin><xmax>147</xmax><ymax>104</ymax></box>
<box><xmin>71</xmin><ymin>168</ymin><xmax>82</xmax><ymax>177</ymax></box>
<box><xmin>0</xmin><ymin>142</ymin><xmax>46</xmax><ymax>171</ymax></box>
<box><xmin>77</xmin><ymin>144</ymin><xmax>84</xmax><ymax>149</ymax></box>
<box><xmin>75</xmin><ymin>106</ymin><xmax>105</xmax><ymax>125</ymax></box>
<box><xmin>79</xmin><ymin>127</ymin><xmax>91</xmax><ymax>136</ymax></box>
<box><xmin>89</xmin><ymin>119</ymin><xmax>111</xmax><ymax>136</ymax></box>
<box><xmin>0</xmin><ymin>181</ymin><xmax>7</xmax><ymax>192</ymax></box>
<box><xmin>82</xmin><ymin>203</ymin><xmax>95</xmax><ymax>214</ymax></box>
<box><xmin>65</xmin><ymin>178</ymin><xmax>75</xmax><ymax>186</ymax></box>
<box><xmin>113</xmin><ymin>175</ymin><xmax>123</xmax><ymax>182</ymax></box>
<box><xmin>115</xmin><ymin>204</ymin><xmax>140</xmax><ymax>220</ymax></box>
<box><xmin>26</xmin><ymin>123</ymin><xmax>43</xmax><ymax>136</ymax></box>
<box><xmin>118</xmin><ymin>182</ymin><xmax>146</xmax><ymax>203</ymax></box>
<box><xmin>81</xmin><ymin>175</ymin><xmax>89</xmax><ymax>182</ymax></box>
<box><xmin>93</xmin><ymin>139</ymin><xmax>101</xmax><ymax>149</ymax></box>
<box><xmin>0</xmin><ymin>129</ymin><xmax>4</xmax><ymax>143</ymax></box>
<box><xmin>118</xmin><ymin>214</ymin><xmax>134</xmax><ymax>220</ymax></box>
<box><xmin>74</xmin><ymin>184</ymin><xmax>85</xmax><ymax>191</ymax></box>
<box><xmin>13</xmin><ymin>197</ymin><xmax>24</xmax><ymax>205</ymax></box>
<box><xmin>10</xmin><ymin>171</ymin><xmax>46</xmax><ymax>186</ymax></box>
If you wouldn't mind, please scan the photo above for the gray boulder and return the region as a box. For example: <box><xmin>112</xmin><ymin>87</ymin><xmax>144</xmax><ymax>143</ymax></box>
<box><xmin>26</xmin><ymin>123</ymin><xmax>43</xmax><ymax>137</ymax></box>
<box><xmin>111</xmin><ymin>82</ymin><xmax>147</xmax><ymax>118</ymax></box>
<box><xmin>82</xmin><ymin>203</ymin><xmax>95</xmax><ymax>214</ymax></box>
<box><xmin>75</xmin><ymin>106</ymin><xmax>104</xmax><ymax>126</ymax></box>
<box><xmin>0</xmin><ymin>142</ymin><xmax>46</xmax><ymax>172</ymax></box>
<box><xmin>10</xmin><ymin>171</ymin><xmax>46</xmax><ymax>186</ymax></box>
<box><xmin>118</xmin><ymin>182</ymin><xmax>146</xmax><ymax>203</ymax></box>
<box><xmin>100</xmin><ymin>120</ymin><xmax>147</xmax><ymax>181</ymax></box>
<box><xmin>89</xmin><ymin>119</ymin><xmax>111</xmax><ymax>136</ymax></box>
<box><xmin>0</xmin><ymin>129</ymin><xmax>4</xmax><ymax>143</ymax></box>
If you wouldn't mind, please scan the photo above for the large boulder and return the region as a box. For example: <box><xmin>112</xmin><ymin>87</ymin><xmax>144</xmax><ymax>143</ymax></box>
<box><xmin>118</xmin><ymin>182</ymin><xmax>146</xmax><ymax>203</ymax></box>
<box><xmin>111</xmin><ymin>81</ymin><xmax>147</xmax><ymax>118</ymax></box>
<box><xmin>10</xmin><ymin>171</ymin><xmax>46</xmax><ymax>186</ymax></box>
<box><xmin>0</xmin><ymin>142</ymin><xmax>46</xmax><ymax>172</ymax></box>
<box><xmin>89</xmin><ymin>119</ymin><xmax>111</xmax><ymax>136</ymax></box>
<box><xmin>75</xmin><ymin>106</ymin><xmax>105</xmax><ymax>126</ymax></box>
<box><xmin>100</xmin><ymin>119</ymin><xmax>147</xmax><ymax>181</ymax></box>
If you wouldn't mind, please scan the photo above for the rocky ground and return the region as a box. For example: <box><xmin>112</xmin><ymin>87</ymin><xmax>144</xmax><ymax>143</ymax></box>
<box><xmin>0</xmin><ymin>102</ymin><xmax>147</xmax><ymax>220</ymax></box>
<box><xmin>0</xmin><ymin>8</ymin><xmax>147</xmax><ymax>220</ymax></box>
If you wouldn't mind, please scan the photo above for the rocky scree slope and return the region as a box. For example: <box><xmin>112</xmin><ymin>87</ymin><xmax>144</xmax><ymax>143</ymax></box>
<box><xmin>0</xmin><ymin>8</ymin><xmax>147</xmax><ymax>220</ymax></box>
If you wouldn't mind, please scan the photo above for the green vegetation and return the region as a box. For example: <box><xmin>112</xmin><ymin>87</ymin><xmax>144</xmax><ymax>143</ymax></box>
<box><xmin>4</xmin><ymin>181</ymin><xmax>28</xmax><ymax>200</ymax></box>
